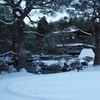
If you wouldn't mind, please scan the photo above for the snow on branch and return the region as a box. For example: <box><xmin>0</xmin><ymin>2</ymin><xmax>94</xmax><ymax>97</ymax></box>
<box><xmin>26</xmin><ymin>15</ymin><xmax>38</xmax><ymax>24</ymax></box>
<box><xmin>24</xmin><ymin>31</ymin><xmax>49</xmax><ymax>44</ymax></box>
<box><xmin>0</xmin><ymin>51</ymin><xmax>17</xmax><ymax>57</ymax></box>
<box><xmin>0</xmin><ymin>19</ymin><xmax>17</xmax><ymax>25</ymax></box>
<box><xmin>24</xmin><ymin>31</ymin><xmax>47</xmax><ymax>38</ymax></box>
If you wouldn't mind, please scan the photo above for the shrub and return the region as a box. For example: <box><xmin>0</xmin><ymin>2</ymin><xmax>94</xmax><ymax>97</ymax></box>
<box><xmin>0</xmin><ymin>59</ymin><xmax>9</xmax><ymax>73</ymax></box>
<box><xmin>70</xmin><ymin>59</ymin><xmax>83</xmax><ymax>72</ymax></box>
<box><xmin>48</xmin><ymin>64</ymin><xmax>61</xmax><ymax>72</ymax></box>
<box><xmin>82</xmin><ymin>56</ymin><xmax>93</xmax><ymax>63</ymax></box>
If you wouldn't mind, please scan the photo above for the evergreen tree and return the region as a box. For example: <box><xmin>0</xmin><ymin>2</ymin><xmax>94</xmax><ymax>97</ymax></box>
<box><xmin>70</xmin><ymin>0</ymin><xmax>100</xmax><ymax>66</ymax></box>
<box><xmin>0</xmin><ymin>5</ymin><xmax>18</xmax><ymax>52</ymax></box>
<box><xmin>0</xmin><ymin>0</ymin><xmax>67</xmax><ymax>71</ymax></box>
<box><xmin>37</xmin><ymin>16</ymin><xmax>49</xmax><ymax>35</ymax></box>
<box><xmin>68</xmin><ymin>16</ymin><xmax>93</xmax><ymax>33</ymax></box>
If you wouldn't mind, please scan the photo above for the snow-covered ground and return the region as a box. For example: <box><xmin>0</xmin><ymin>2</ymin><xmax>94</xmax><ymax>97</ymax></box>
<box><xmin>0</xmin><ymin>65</ymin><xmax>100</xmax><ymax>100</ymax></box>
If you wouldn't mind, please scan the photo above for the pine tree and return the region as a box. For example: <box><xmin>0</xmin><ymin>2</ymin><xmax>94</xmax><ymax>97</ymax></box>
<box><xmin>37</xmin><ymin>16</ymin><xmax>49</xmax><ymax>35</ymax></box>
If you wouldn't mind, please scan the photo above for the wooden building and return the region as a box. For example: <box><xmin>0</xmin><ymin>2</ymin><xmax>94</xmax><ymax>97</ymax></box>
<box><xmin>54</xmin><ymin>26</ymin><xmax>94</xmax><ymax>56</ymax></box>
<box><xmin>56</xmin><ymin>43</ymin><xmax>95</xmax><ymax>56</ymax></box>
<box><xmin>60</xmin><ymin>26</ymin><xmax>92</xmax><ymax>43</ymax></box>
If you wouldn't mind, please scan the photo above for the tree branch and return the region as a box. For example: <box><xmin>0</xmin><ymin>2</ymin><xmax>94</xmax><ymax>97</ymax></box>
<box><xmin>26</xmin><ymin>15</ymin><xmax>38</xmax><ymax>24</ymax></box>
<box><xmin>0</xmin><ymin>19</ymin><xmax>17</xmax><ymax>25</ymax></box>
<box><xmin>15</xmin><ymin>0</ymin><xmax>22</xmax><ymax>7</ymax></box>
<box><xmin>24</xmin><ymin>31</ymin><xmax>46</xmax><ymax>37</ymax></box>
<box><xmin>24</xmin><ymin>31</ymin><xmax>49</xmax><ymax>44</ymax></box>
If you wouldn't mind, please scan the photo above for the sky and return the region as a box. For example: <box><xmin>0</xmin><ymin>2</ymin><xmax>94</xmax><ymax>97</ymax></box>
<box><xmin>24</xmin><ymin>10</ymin><xmax>68</xmax><ymax>25</ymax></box>
<box><xmin>22</xmin><ymin>1</ymin><xmax>69</xmax><ymax>24</ymax></box>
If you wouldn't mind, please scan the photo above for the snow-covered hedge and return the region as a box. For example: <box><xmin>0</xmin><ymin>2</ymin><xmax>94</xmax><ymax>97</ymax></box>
<box><xmin>0</xmin><ymin>51</ymin><xmax>17</xmax><ymax>73</ymax></box>
<box><xmin>0</xmin><ymin>58</ymin><xmax>9</xmax><ymax>73</ymax></box>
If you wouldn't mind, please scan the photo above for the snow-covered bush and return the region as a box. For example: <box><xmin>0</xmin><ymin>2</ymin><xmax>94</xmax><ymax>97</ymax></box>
<box><xmin>0</xmin><ymin>59</ymin><xmax>7</xmax><ymax>67</ymax></box>
<box><xmin>8</xmin><ymin>65</ymin><xmax>17</xmax><ymax>72</ymax></box>
<box><xmin>0</xmin><ymin>58</ymin><xmax>9</xmax><ymax>73</ymax></box>
<box><xmin>35</xmin><ymin>65</ymin><xmax>42</xmax><ymax>74</ymax></box>
<box><xmin>61</xmin><ymin>63</ymin><xmax>69</xmax><ymax>72</ymax></box>
<box><xmin>69</xmin><ymin>59</ymin><xmax>83</xmax><ymax>72</ymax></box>
<box><xmin>48</xmin><ymin>64</ymin><xmax>61</xmax><ymax>72</ymax></box>
<box><xmin>82</xmin><ymin>56</ymin><xmax>93</xmax><ymax>64</ymax></box>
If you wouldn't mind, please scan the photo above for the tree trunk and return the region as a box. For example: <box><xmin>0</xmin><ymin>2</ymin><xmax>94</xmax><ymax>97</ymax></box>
<box><xmin>12</xmin><ymin>38</ymin><xmax>16</xmax><ymax>52</ymax></box>
<box><xmin>17</xmin><ymin>20</ymin><xmax>26</xmax><ymax>72</ymax></box>
<box><xmin>93</xmin><ymin>24</ymin><xmax>100</xmax><ymax>66</ymax></box>
<box><xmin>13</xmin><ymin>6</ymin><xmax>32</xmax><ymax>71</ymax></box>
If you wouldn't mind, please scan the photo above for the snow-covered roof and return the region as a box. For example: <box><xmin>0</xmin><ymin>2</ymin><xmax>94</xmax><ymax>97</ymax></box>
<box><xmin>52</xmin><ymin>31</ymin><xmax>61</xmax><ymax>34</ymax></box>
<box><xmin>63</xmin><ymin>26</ymin><xmax>92</xmax><ymax>36</ymax></box>
<box><xmin>56</xmin><ymin>43</ymin><xmax>95</xmax><ymax>48</ymax></box>
<box><xmin>63</xmin><ymin>26</ymin><xmax>79</xmax><ymax>32</ymax></box>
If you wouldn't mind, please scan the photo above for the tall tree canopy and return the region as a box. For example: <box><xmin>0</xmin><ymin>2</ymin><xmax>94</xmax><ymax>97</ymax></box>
<box><xmin>71</xmin><ymin>0</ymin><xmax>100</xmax><ymax>66</ymax></box>
<box><xmin>37</xmin><ymin>16</ymin><xmax>49</xmax><ymax>35</ymax></box>
<box><xmin>0</xmin><ymin>0</ymin><xmax>70</xmax><ymax>71</ymax></box>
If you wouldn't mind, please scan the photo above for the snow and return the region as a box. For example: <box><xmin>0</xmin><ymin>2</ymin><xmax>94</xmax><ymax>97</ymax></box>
<box><xmin>78</xmin><ymin>49</ymin><xmax>94</xmax><ymax>59</ymax></box>
<box><xmin>0</xmin><ymin>19</ymin><xmax>17</xmax><ymax>25</ymax></box>
<box><xmin>63</xmin><ymin>26</ymin><xmax>92</xmax><ymax>36</ymax></box>
<box><xmin>78</xmin><ymin>49</ymin><xmax>94</xmax><ymax>65</ymax></box>
<box><xmin>56</xmin><ymin>43</ymin><xmax>95</xmax><ymax>48</ymax></box>
<box><xmin>0</xmin><ymin>50</ymin><xmax>99</xmax><ymax>100</ymax></box>
<box><xmin>0</xmin><ymin>64</ymin><xmax>100</xmax><ymax>100</ymax></box>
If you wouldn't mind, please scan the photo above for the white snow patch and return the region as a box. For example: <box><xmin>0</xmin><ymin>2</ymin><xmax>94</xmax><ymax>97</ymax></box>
<box><xmin>0</xmin><ymin>66</ymin><xmax>100</xmax><ymax>100</ymax></box>
<box><xmin>78</xmin><ymin>48</ymin><xmax>94</xmax><ymax>59</ymax></box>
